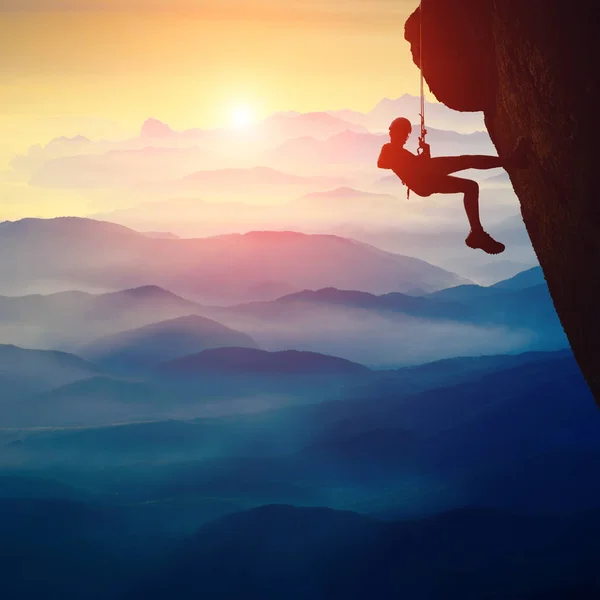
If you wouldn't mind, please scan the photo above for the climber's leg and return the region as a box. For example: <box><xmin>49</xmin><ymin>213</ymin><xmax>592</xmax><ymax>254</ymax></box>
<box><xmin>428</xmin><ymin>137</ymin><xmax>530</xmax><ymax>175</ymax></box>
<box><xmin>428</xmin><ymin>155</ymin><xmax>503</xmax><ymax>176</ymax></box>
<box><xmin>428</xmin><ymin>175</ymin><xmax>505</xmax><ymax>254</ymax></box>
<box><xmin>427</xmin><ymin>175</ymin><xmax>483</xmax><ymax>231</ymax></box>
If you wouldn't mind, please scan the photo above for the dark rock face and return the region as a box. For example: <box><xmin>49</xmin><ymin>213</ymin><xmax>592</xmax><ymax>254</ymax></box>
<box><xmin>405</xmin><ymin>2</ymin><xmax>600</xmax><ymax>404</ymax></box>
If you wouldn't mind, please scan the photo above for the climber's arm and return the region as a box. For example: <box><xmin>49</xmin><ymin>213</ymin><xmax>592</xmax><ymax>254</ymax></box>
<box><xmin>377</xmin><ymin>144</ymin><xmax>394</xmax><ymax>169</ymax></box>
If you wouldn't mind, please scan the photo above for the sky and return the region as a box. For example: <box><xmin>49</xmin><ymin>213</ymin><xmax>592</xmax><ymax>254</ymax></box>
<box><xmin>0</xmin><ymin>1</ymin><xmax>530</xmax><ymax>284</ymax></box>
<box><xmin>1</xmin><ymin>0</ymin><xmax>421</xmax><ymax>166</ymax></box>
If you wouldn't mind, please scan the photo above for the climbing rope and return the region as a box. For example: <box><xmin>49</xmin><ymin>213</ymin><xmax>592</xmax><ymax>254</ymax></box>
<box><xmin>406</xmin><ymin>1</ymin><xmax>428</xmax><ymax>199</ymax></box>
<box><xmin>417</xmin><ymin>0</ymin><xmax>428</xmax><ymax>155</ymax></box>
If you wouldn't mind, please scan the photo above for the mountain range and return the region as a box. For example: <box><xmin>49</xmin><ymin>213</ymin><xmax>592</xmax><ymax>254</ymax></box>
<box><xmin>198</xmin><ymin>273</ymin><xmax>567</xmax><ymax>365</ymax></box>
<box><xmin>1</xmin><ymin>93</ymin><xmax>592</xmax><ymax>600</ymax></box>
<box><xmin>0</xmin><ymin>218</ymin><xmax>468</xmax><ymax>302</ymax></box>
<box><xmin>0</xmin><ymin>256</ymin><xmax>565</xmax><ymax>371</ymax></box>
<box><xmin>4</xmin><ymin>348</ymin><xmax>588</xmax><ymax>470</ymax></box>
<box><xmin>0</xmin><ymin>283</ymin><xmax>203</xmax><ymax>349</ymax></box>
<box><xmin>153</xmin><ymin>166</ymin><xmax>349</xmax><ymax>197</ymax></box>
<box><xmin>2</xmin><ymin>497</ymin><xmax>599</xmax><ymax>600</ymax></box>
<box><xmin>128</xmin><ymin>503</ymin><xmax>600</xmax><ymax>600</ymax></box>
<box><xmin>264</xmin><ymin>127</ymin><xmax>494</xmax><ymax>171</ymax></box>
<box><xmin>92</xmin><ymin>186</ymin><xmax>406</xmax><ymax>240</ymax></box>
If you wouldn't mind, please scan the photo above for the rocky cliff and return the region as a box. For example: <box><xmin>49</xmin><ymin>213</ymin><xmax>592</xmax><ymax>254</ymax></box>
<box><xmin>405</xmin><ymin>1</ymin><xmax>600</xmax><ymax>405</ymax></box>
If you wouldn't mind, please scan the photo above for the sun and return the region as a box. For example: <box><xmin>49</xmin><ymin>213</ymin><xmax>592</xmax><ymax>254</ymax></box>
<box><xmin>230</xmin><ymin>105</ymin><xmax>256</xmax><ymax>129</ymax></box>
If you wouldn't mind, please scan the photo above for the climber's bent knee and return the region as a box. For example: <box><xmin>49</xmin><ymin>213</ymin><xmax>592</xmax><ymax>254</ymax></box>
<box><xmin>463</xmin><ymin>180</ymin><xmax>479</xmax><ymax>195</ymax></box>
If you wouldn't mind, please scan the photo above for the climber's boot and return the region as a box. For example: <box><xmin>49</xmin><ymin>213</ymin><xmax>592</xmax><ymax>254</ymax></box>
<box><xmin>465</xmin><ymin>230</ymin><xmax>506</xmax><ymax>255</ymax></box>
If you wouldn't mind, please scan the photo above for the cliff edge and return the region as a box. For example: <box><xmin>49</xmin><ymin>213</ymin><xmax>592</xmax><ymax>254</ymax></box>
<box><xmin>405</xmin><ymin>1</ymin><xmax>599</xmax><ymax>404</ymax></box>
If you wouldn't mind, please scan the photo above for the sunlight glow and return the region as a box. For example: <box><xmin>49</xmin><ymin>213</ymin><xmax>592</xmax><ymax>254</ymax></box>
<box><xmin>230</xmin><ymin>104</ymin><xmax>256</xmax><ymax>129</ymax></box>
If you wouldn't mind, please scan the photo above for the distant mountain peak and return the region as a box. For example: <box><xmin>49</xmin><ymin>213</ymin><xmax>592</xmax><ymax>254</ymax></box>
<box><xmin>0</xmin><ymin>343</ymin><xmax>99</xmax><ymax>371</ymax></box>
<box><xmin>123</xmin><ymin>284</ymin><xmax>169</xmax><ymax>294</ymax></box>
<box><xmin>301</xmin><ymin>186</ymin><xmax>394</xmax><ymax>201</ymax></box>
<box><xmin>307</xmin><ymin>186</ymin><xmax>364</xmax><ymax>198</ymax></box>
<box><xmin>140</xmin><ymin>118</ymin><xmax>175</xmax><ymax>138</ymax></box>
<box><xmin>102</xmin><ymin>285</ymin><xmax>191</xmax><ymax>301</ymax></box>
<box><xmin>328</xmin><ymin>186</ymin><xmax>365</xmax><ymax>195</ymax></box>
<box><xmin>145</xmin><ymin>314</ymin><xmax>224</xmax><ymax>327</ymax></box>
<box><xmin>491</xmin><ymin>266</ymin><xmax>544</xmax><ymax>290</ymax></box>
<box><xmin>330</xmin><ymin>130</ymin><xmax>377</xmax><ymax>141</ymax></box>
<box><xmin>0</xmin><ymin>217</ymin><xmax>141</xmax><ymax>238</ymax></box>
<box><xmin>182</xmin><ymin>165</ymin><xmax>319</xmax><ymax>184</ymax></box>
<box><xmin>235</xmin><ymin>230</ymin><xmax>360</xmax><ymax>249</ymax></box>
<box><xmin>278</xmin><ymin>287</ymin><xmax>377</xmax><ymax>304</ymax></box>
<box><xmin>241</xmin><ymin>230</ymin><xmax>307</xmax><ymax>239</ymax></box>
<box><xmin>47</xmin><ymin>135</ymin><xmax>90</xmax><ymax>146</ymax></box>
<box><xmin>143</xmin><ymin>231</ymin><xmax>180</xmax><ymax>239</ymax></box>
<box><xmin>82</xmin><ymin>314</ymin><xmax>258</xmax><ymax>368</ymax></box>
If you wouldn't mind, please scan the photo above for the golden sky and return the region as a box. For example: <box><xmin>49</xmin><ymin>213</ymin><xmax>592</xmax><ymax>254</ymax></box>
<box><xmin>1</xmin><ymin>0</ymin><xmax>420</xmax><ymax>164</ymax></box>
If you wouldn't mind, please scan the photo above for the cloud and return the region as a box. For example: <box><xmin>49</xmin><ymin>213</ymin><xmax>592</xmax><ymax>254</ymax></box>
<box><xmin>8</xmin><ymin>106</ymin><xmax>492</xmax><ymax>194</ymax></box>
<box><xmin>8</xmin><ymin>112</ymin><xmax>367</xmax><ymax>188</ymax></box>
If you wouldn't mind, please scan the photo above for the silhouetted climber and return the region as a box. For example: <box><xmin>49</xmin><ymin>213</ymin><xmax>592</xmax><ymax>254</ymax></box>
<box><xmin>378</xmin><ymin>117</ymin><xmax>529</xmax><ymax>254</ymax></box>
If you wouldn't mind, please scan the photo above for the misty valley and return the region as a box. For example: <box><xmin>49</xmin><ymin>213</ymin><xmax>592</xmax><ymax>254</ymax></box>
<box><xmin>0</xmin><ymin>93</ymin><xmax>598</xmax><ymax>599</ymax></box>
<box><xmin>1</xmin><ymin>217</ymin><xmax>598</xmax><ymax>599</ymax></box>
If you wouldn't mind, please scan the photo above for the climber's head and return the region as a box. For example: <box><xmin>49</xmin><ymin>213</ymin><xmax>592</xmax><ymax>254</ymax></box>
<box><xmin>389</xmin><ymin>117</ymin><xmax>412</xmax><ymax>146</ymax></box>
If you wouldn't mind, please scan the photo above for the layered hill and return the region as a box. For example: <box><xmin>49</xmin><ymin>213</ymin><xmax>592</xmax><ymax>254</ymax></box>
<box><xmin>82</xmin><ymin>315</ymin><xmax>258</xmax><ymax>370</ymax></box>
<box><xmin>0</xmin><ymin>284</ymin><xmax>204</xmax><ymax>349</ymax></box>
<box><xmin>0</xmin><ymin>344</ymin><xmax>100</xmax><ymax>397</ymax></box>
<box><xmin>157</xmin><ymin>348</ymin><xmax>370</xmax><ymax>377</ymax></box>
<box><xmin>128</xmin><ymin>503</ymin><xmax>600</xmax><ymax>600</ymax></box>
<box><xmin>0</xmin><ymin>218</ymin><xmax>468</xmax><ymax>302</ymax></box>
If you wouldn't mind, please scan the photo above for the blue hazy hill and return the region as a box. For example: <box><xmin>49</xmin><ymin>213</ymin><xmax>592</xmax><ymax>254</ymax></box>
<box><xmin>491</xmin><ymin>265</ymin><xmax>545</xmax><ymax>290</ymax></box>
<box><xmin>2</xmin><ymin>498</ymin><xmax>598</xmax><ymax>600</ymax></box>
<box><xmin>157</xmin><ymin>347</ymin><xmax>371</xmax><ymax>376</ymax></box>
<box><xmin>228</xmin><ymin>265</ymin><xmax>562</xmax><ymax>333</ymax></box>
<box><xmin>8</xmin><ymin>350</ymin><xmax>595</xmax><ymax>519</ymax></box>
<box><xmin>128</xmin><ymin>504</ymin><xmax>600</xmax><ymax>600</ymax></box>
<box><xmin>82</xmin><ymin>315</ymin><xmax>258</xmax><ymax>371</ymax></box>
<box><xmin>0</xmin><ymin>285</ymin><xmax>205</xmax><ymax>350</ymax></box>
<box><xmin>275</xmin><ymin>287</ymin><xmax>472</xmax><ymax>321</ymax></box>
<box><xmin>0</xmin><ymin>344</ymin><xmax>101</xmax><ymax>397</ymax></box>
<box><xmin>427</xmin><ymin>265</ymin><xmax>544</xmax><ymax>301</ymax></box>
